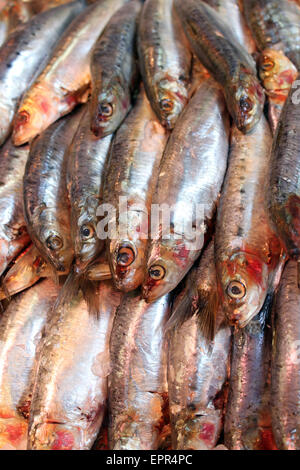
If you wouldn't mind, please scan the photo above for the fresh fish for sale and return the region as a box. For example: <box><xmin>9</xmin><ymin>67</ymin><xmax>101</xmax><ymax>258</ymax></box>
<box><xmin>174</xmin><ymin>0</ymin><xmax>265</xmax><ymax>133</ymax></box>
<box><xmin>13</xmin><ymin>0</ymin><xmax>127</xmax><ymax>146</ymax></box>
<box><xmin>271</xmin><ymin>260</ymin><xmax>300</xmax><ymax>450</ymax></box>
<box><xmin>28</xmin><ymin>281</ymin><xmax>122</xmax><ymax>450</ymax></box>
<box><xmin>0</xmin><ymin>0</ymin><xmax>83</xmax><ymax>146</ymax></box>
<box><xmin>90</xmin><ymin>0</ymin><xmax>140</xmax><ymax>138</ymax></box>
<box><xmin>143</xmin><ymin>77</ymin><xmax>229</xmax><ymax>303</ymax></box>
<box><xmin>103</xmin><ymin>87</ymin><xmax>168</xmax><ymax>292</ymax></box>
<box><xmin>0</xmin><ymin>279</ymin><xmax>60</xmax><ymax>450</ymax></box>
<box><xmin>138</xmin><ymin>0</ymin><xmax>192</xmax><ymax>130</ymax></box>
<box><xmin>215</xmin><ymin>116</ymin><xmax>283</xmax><ymax>328</ymax></box>
<box><xmin>109</xmin><ymin>291</ymin><xmax>170</xmax><ymax>450</ymax></box>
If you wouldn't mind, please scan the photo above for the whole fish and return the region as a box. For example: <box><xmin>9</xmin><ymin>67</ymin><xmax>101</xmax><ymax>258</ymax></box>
<box><xmin>243</xmin><ymin>0</ymin><xmax>300</xmax><ymax>69</ymax></box>
<box><xmin>0</xmin><ymin>279</ymin><xmax>60</xmax><ymax>450</ymax></box>
<box><xmin>267</xmin><ymin>74</ymin><xmax>300</xmax><ymax>261</ymax></box>
<box><xmin>138</xmin><ymin>0</ymin><xmax>192</xmax><ymax>129</ymax></box>
<box><xmin>224</xmin><ymin>294</ymin><xmax>277</xmax><ymax>450</ymax></box>
<box><xmin>258</xmin><ymin>49</ymin><xmax>297</xmax><ymax>134</ymax></box>
<box><xmin>215</xmin><ymin>116</ymin><xmax>283</xmax><ymax>328</ymax></box>
<box><xmin>13</xmin><ymin>0</ymin><xmax>127</xmax><ymax>146</ymax></box>
<box><xmin>174</xmin><ymin>0</ymin><xmax>265</xmax><ymax>134</ymax></box>
<box><xmin>142</xmin><ymin>77</ymin><xmax>229</xmax><ymax>303</ymax></box>
<box><xmin>90</xmin><ymin>0</ymin><xmax>140</xmax><ymax>138</ymax></box>
<box><xmin>0</xmin><ymin>0</ymin><xmax>83</xmax><ymax>146</ymax></box>
<box><xmin>28</xmin><ymin>281</ymin><xmax>121</xmax><ymax>450</ymax></box>
<box><xmin>271</xmin><ymin>260</ymin><xmax>300</xmax><ymax>450</ymax></box>
<box><xmin>0</xmin><ymin>139</ymin><xmax>30</xmax><ymax>277</ymax></box>
<box><xmin>23</xmin><ymin>109</ymin><xmax>83</xmax><ymax>275</ymax></box>
<box><xmin>103</xmin><ymin>87</ymin><xmax>168</xmax><ymax>292</ymax></box>
<box><xmin>109</xmin><ymin>291</ymin><xmax>170</xmax><ymax>450</ymax></box>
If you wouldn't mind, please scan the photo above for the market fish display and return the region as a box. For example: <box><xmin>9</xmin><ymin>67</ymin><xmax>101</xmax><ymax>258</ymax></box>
<box><xmin>0</xmin><ymin>0</ymin><xmax>83</xmax><ymax>146</ymax></box>
<box><xmin>13</xmin><ymin>0</ymin><xmax>126</xmax><ymax>146</ymax></box>
<box><xmin>0</xmin><ymin>279</ymin><xmax>60</xmax><ymax>450</ymax></box>
<box><xmin>103</xmin><ymin>87</ymin><xmax>168</xmax><ymax>292</ymax></box>
<box><xmin>175</xmin><ymin>0</ymin><xmax>265</xmax><ymax>133</ymax></box>
<box><xmin>109</xmin><ymin>291</ymin><xmax>170</xmax><ymax>450</ymax></box>
<box><xmin>138</xmin><ymin>0</ymin><xmax>192</xmax><ymax>130</ymax></box>
<box><xmin>28</xmin><ymin>281</ymin><xmax>121</xmax><ymax>450</ymax></box>
<box><xmin>215</xmin><ymin>116</ymin><xmax>283</xmax><ymax>328</ymax></box>
<box><xmin>142</xmin><ymin>76</ymin><xmax>229</xmax><ymax>303</ymax></box>
<box><xmin>90</xmin><ymin>0</ymin><xmax>140</xmax><ymax>137</ymax></box>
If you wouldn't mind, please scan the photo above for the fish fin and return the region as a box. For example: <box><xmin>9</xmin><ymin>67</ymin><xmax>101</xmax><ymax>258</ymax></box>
<box><xmin>196</xmin><ymin>289</ymin><xmax>218</xmax><ymax>342</ymax></box>
<box><xmin>80</xmin><ymin>277</ymin><xmax>100</xmax><ymax>318</ymax></box>
<box><xmin>53</xmin><ymin>267</ymin><xmax>80</xmax><ymax>312</ymax></box>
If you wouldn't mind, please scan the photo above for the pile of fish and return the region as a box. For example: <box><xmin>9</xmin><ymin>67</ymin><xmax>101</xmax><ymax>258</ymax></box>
<box><xmin>0</xmin><ymin>0</ymin><xmax>300</xmax><ymax>451</ymax></box>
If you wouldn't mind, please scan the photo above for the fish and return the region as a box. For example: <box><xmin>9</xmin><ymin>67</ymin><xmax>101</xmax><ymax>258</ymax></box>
<box><xmin>138</xmin><ymin>0</ymin><xmax>192</xmax><ymax>129</ymax></box>
<box><xmin>103</xmin><ymin>87</ymin><xmax>168</xmax><ymax>292</ymax></box>
<box><xmin>30</xmin><ymin>0</ymin><xmax>78</xmax><ymax>14</ymax></box>
<box><xmin>167</xmin><ymin>256</ymin><xmax>231</xmax><ymax>450</ymax></box>
<box><xmin>215</xmin><ymin>116</ymin><xmax>283</xmax><ymax>328</ymax></box>
<box><xmin>174</xmin><ymin>0</ymin><xmax>265</xmax><ymax>134</ymax></box>
<box><xmin>243</xmin><ymin>0</ymin><xmax>300</xmax><ymax>70</ymax></box>
<box><xmin>142</xmin><ymin>77</ymin><xmax>229</xmax><ymax>303</ymax></box>
<box><xmin>28</xmin><ymin>280</ymin><xmax>122</xmax><ymax>450</ymax></box>
<box><xmin>23</xmin><ymin>108</ymin><xmax>84</xmax><ymax>276</ymax></box>
<box><xmin>258</xmin><ymin>49</ymin><xmax>297</xmax><ymax>134</ymax></box>
<box><xmin>267</xmin><ymin>73</ymin><xmax>300</xmax><ymax>261</ymax></box>
<box><xmin>224</xmin><ymin>294</ymin><xmax>277</xmax><ymax>450</ymax></box>
<box><xmin>0</xmin><ymin>0</ymin><xmax>34</xmax><ymax>48</ymax></box>
<box><xmin>13</xmin><ymin>0</ymin><xmax>127</xmax><ymax>146</ymax></box>
<box><xmin>0</xmin><ymin>279</ymin><xmax>60</xmax><ymax>450</ymax></box>
<box><xmin>0</xmin><ymin>139</ymin><xmax>30</xmax><ymax>277</ymax></box>
<box><xmin>90</xmin><ymin>0</ymin><xmax>140</xmax><ymax>138</ymax></box>
<box><xmin>0</xmin><ymin>0</ymin><xmax>84</xmax><ymax>146</ymax></box>
<box><xmin>271</xmin><ymin>260</ymin><xmax>300</xmax><ymax>450</ymax></box>
<box><xmin>109</xmin><ymin>291</ymin><xmax>170</xmax><ymax>450</ymax></box>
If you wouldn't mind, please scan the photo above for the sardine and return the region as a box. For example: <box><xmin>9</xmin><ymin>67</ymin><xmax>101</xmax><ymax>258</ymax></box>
<box><xmin>13</xmin><ymin>0</ymin><xmax>127</xmax><ymax>146</ymax></box>
<box><xmin>0</xmin><ymin>279</ymin><xmax>60</xmax><ymax>450</ymax></box>
<box><xmin>90</xmin><ymin>0</ymin><xmax>140</xmax><ymax>138</ymax></box>
<box><xmin>109</xmin><ymin>291</ymin><xmax>170</xmax><ymax>450</ymax></box>
<box><xmin>215</xmin><ymin>116</ymin><xmax>283</xmax><ymax>328</ymax></box>
<box><xmin>0</xmin><ymin>0</ymin><xmax>84</xmax><ymax>146</ymax></box>
<box><xmin>28</xmin><ymin>281</ymin><xmax>121</xmax><ymax>450</ymax></box>
<box><xmin>0</xmin><ymin>139</ymin><xmax>30</xmax><ymax>277</ymax></box>
<box><xmin>142</xmin><ymin>77</ymin><xmax>229</xmax><ymax>303</ymax></box>
<box><xmin>224</xmin><ymin>294</ymin><xmax>277</xmax><ymax>450</ymax></box>
<box><xmin>271</xmin><ymin>260</ymin><xmax>300</xmax><ymax>450</ymax></box>
<box><xmin>138</xmin><ymin>0</ymin><xmax>192</xmax><ymax>129</ymax></box>
<box><xmin>103</xmin><ymin>87</ymin><xmax>168</xmax><ymax>292</ymax></box>
<box><xmin>31</xmin><ymin>0</ymin><xmax>78</xmax><ymax>14</ymax></box>
<box><xmin>174</xmin><ymin>0</ymin><xmax>265</xmax><ymax>134</ymax></box>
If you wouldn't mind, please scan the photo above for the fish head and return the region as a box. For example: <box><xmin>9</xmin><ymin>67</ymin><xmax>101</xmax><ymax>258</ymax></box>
<box><xmin>230</xmin><ymin>71</ymin><xmax>265</xmax><ymax>133</ymax></box>
<box><xmin>38</xmin><ymin>219</ymin><xmax>73</xmax><ymax>274</ymax></box>
<box><xmin>90</xmin><ymin>82</ymin><xmax>130</xmax><ymax>137</ymax></box>
<box><xmin>73</xmin><ymin>209</ymin><xmax>103</xmax><ymax>274</ymax></box>
<box><xmin>218</xmin><ymin>252</ymin><xmax>269</xmax><ymax>328</ymax></box>
<box><xmin>156</xmin><ymin>78</ymin><xmax>188</xmax><ymax>129</ymax></box>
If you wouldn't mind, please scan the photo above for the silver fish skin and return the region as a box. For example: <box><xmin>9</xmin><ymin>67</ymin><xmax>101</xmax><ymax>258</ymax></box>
<box><xmin>271</xmin><ymin>260</ymin><xmax>300</xmax><ymax>450</ymax></box>
<box><xmin>0</xmin><ymin>278</ymin><xmax>60</xmax><ymax>450</ymax></box>
<box><xmin>142</xmin><ymin>77</ymin><xmax>229</xmax><ymax>303</ymax></box>
<box><xmin>0</xmin><ymin>139</ymin><xmax>30</xmax><ymax>276</ymax></box>
<box><xmin>67</xmin><ymin>106</ymin><xmax>112</xmax><ymax>271</ymax></box>
<box><xmin>28</xmin><ymin>280</ymin><xmax>122</xmax><ymax>450</ymax></box>
<box><xmin>23</xmin><ymin>108</ymin><xmax>84</xmax><ymax>274</ymax></box>
<box><xmin>138</xmin><ymin>0</ymin><xmax>192</xmax><ymax>130</ymax></box>
<box><xmin>103</xmin><ymin>86</ymin><xmax>168</xmax><ymax>292</ymax></box>
<box><xmin>0</xmin><ymin>0</ymin><xmax>84</xmax><ymax>145</ymax></box>
<box><xmin>175</xmin><ymin>0</ymin><xmax>265</xmax><ymax>134</ymax></box>
<box><xmin>90</xmin><ymin>0</ymin><xmax>141</xmax><ymax>138</ymax></box>
<box><xmin>109</xmin><ymin>291</ymin><xmax>170</xmax><ymax>450</ymax></box>
<box><xmin>224</xmin><ymin>294</ymin><xmax>276</xmax><ymax>450</ymax></box>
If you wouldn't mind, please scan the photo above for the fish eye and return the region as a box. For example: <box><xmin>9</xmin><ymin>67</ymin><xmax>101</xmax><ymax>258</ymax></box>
<box><xmin>149</xmin><ymin>265</ymin><xmax>166</xmax><ymax>281</ymax></box>
<box><xmin>98</xmin><ymin>102</ymin><xmax>113</xmax><ymax>118</ymax></box>
<box><xmin>46</xmin><ymin>234</ymin><xmax>63</xmax><ymax>251</ymax></box>
<box><xmin>226</xmin><ymin>280</ymin><xmax>246</xmax><ymax>300</ymax></box>
<box><xmin>16</xmin><ymin>109</ymin><xmax>30</xmax><ymax>125</ymax></box>
<box><xmin>160</xmin><ymin>98</ymin><xmax>173</xmax><ymax>112</ymax></box>
<box><xmin>116</xmin><ymin>245</ymin><xmax>135</xmax><ymax>267</ymax></box>
<box><xmin>239</xmin><ymin>96</ymin><xmax>253</xmax><ymax>112</ymax></box>
<box><xmin>80</xmin><ymin>224</ymin><xmax>94</xmax><ymax>240</ymax></box>
<box><xmin>261</xmin><ymin>57</ymin><xmax>275</xmax><ymax>71</ymax></box>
